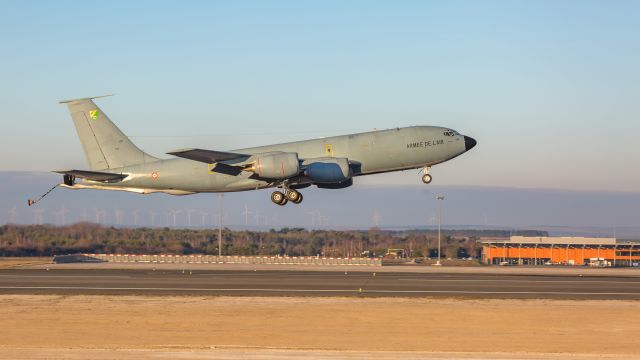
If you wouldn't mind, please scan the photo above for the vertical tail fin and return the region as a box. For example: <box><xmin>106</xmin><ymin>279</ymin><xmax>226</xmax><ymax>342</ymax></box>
<box><xmin>59</xmin><ymin>95</ymin><xmax>157</xmax><ymax>170</ymax></box>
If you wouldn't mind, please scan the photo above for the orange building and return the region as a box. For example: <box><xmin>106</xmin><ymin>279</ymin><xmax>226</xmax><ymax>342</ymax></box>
<box><xmin>482</xmin><ymin>236</ymin><xmax>640</xmax><ymax>267</ymax></box>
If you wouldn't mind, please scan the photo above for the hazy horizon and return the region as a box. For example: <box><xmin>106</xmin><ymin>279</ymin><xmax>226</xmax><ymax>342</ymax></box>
<box><xmin>3</xmin><ymin>171</ymin><xmax>639</xmax><ymax>238</ymax></box>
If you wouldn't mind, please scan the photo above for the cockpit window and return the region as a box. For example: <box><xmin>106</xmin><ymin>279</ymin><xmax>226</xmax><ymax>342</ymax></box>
<box><xmin>443</xmin><ymin>130</ymin><xmax>457</xmax><ymax>137</ymax></box>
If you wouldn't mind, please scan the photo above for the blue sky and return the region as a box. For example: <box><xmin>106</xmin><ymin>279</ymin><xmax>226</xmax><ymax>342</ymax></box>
<box><xmin>1</xmin><ymin>0</ymin><xmax>638</xmax><ymax>191</ymax></box>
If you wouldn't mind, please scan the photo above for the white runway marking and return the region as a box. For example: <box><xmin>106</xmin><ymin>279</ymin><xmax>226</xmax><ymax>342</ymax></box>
<box><xmin>0</xmin><ymin>275</ymin><xmax>131</xmax><ymax>278</ymax></box>
<box><xmin>1</xmin><ymin>274</ymin><xmax>637</xmax><ymax>285</ymax></box>
<box><xmin>1</xmin><ymin>286</ymin><xmax>640</xmax><ymax>296</ymax></box>
<box><xmin>0</xmin><ymin>286</ymin><xmax>352</xmax><ymax>293</ymax></box>
<box><xmin>396</xmin><ymin>278</ymin><xmax>640</xmax><ymax>284</ymax></box>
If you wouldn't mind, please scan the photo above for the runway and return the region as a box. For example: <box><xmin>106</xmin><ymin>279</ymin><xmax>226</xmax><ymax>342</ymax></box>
<box><xmin>1</xmin><ymin>268</ymin><xmax>640</xmax><ymax>299</ymax></box>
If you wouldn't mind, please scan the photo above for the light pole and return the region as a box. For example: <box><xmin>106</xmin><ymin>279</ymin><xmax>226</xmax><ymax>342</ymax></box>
<box><xmin>436</xmin><ymin>195</ymin><xmax>445</xmax><ymax>266</ymax></box>
<box><xmin>218</xmin><ymin>194</ymin><xmax>223</xmax><ymax>257</ymax></box>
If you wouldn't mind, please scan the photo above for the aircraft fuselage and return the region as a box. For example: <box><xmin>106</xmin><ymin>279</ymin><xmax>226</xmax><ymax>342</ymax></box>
<box><xmin>70</xmin><ymin>125</ymin><xmax>474</xmax><ymax>194</ymax></box>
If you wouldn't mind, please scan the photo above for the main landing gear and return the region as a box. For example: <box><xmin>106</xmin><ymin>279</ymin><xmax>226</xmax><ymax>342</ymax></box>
<box><xmin>421</xmin><ymin>166</ymin><xmax>433</xmax><ymax>184</ymax></box>
<box><xmin>271</xmin><ymin>188</ymin><xmax>303</xmax><ymax>206</ymax></box>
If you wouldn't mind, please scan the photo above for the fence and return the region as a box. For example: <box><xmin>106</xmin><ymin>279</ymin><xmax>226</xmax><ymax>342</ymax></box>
<box><xmin>82</xmin><ymin>254</ymin><xmax>382</xmax><ymax>266</ymax></box>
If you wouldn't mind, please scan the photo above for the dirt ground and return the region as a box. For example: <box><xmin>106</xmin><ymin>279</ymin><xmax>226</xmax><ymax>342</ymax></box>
<box><xmin>0</xmin><ymin>295</ymin><xmax>639</xmax><ymax>359</ymax></box>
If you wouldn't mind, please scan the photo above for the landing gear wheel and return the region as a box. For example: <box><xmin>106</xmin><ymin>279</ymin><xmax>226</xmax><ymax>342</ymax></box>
<box><xmin>293</xmin><ymin>193</ymin><xmax>303</xmax><ymax>204</ymax></box>
<box><xmin>421</xmin><ymin>174</ymin><xmax>433</xmax><ymax>184</ymax></box>
<box><xmin>271</xmin><ymin>191</ymin><xmax>286</xmax><ymax>205</ymax></box>
<box><xmin>286</xmin><ymin>189</ymin><xmax>301</xmax><ymax>203</ymax></box>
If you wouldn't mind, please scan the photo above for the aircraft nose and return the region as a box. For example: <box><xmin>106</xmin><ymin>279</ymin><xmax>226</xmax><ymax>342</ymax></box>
<box><xmin>464</xmin><ymin>136</ymin><xmax>477</xmax><ymax>151</ymax></box>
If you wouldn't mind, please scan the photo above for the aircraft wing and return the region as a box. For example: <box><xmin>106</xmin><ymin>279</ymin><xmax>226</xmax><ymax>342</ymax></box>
<box><xmin>54</xmin><ymin>170</ymin><xmax>128</xmax><ymax>182</ymax></box>
<box><xmin>167</xmin><ymin>148</ymin><xmax>250</xmax><ymax>164</ymax></box>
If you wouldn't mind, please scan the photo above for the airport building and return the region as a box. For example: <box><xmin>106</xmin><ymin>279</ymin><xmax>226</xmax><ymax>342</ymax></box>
<box><xmin>482</xmin><ymin>236</ymin><xmax>640</xmax><ymax>267</ymax></box>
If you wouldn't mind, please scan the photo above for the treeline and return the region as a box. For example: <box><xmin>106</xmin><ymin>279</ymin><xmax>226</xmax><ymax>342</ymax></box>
<box><xmin>0</xmin><ymin>223</ymin><xmax>547</xmax><ymax>258</ymax></box>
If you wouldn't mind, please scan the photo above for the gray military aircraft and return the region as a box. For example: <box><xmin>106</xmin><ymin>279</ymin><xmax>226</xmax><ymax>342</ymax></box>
<box><xmin>36</xmin><ymin>95</ymin><xmax>476</xmax><ymax>206</ymax></box>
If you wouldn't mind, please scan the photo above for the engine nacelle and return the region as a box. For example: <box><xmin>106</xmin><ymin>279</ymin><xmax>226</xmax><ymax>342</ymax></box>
<box><xmin>246</xmin><ymin>152</ymin><xmax>300</xmax><ymax>179</ymax></box>
<box><xmin>304</xmin><ymin>158</ymin><xmax>351</xmax><ymax>183</ymax></box>
<box><xmin>316</xmin><ymin>178</ymin><xmax>353</xmax><ymax>189</ymax></box>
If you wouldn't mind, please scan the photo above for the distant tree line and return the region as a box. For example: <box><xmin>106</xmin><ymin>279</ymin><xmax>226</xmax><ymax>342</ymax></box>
<box><xmin>0</xmin><ymin>223</ymin><xmax>547</xmax><ymax>258</ymax></box>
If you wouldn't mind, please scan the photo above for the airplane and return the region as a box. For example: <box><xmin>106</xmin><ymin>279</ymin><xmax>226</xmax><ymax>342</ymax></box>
<box><xmin>36</xmin><ymin>95</ymin><xmax>476</xmax><ymax>206</ymax></box>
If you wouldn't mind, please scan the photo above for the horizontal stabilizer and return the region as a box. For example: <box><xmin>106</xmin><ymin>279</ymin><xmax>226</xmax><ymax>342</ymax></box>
<box><xmin>54</xmin><ymin>169</ymin><xmax>128</xmax><ymax>182</ymax></box>
<box><xmin>167</xmin><ymin>148</ymin><xmax>250</xmax><ymax>164</ymax></box>
<box><xmin>59</xmin><ymin>94</ymin><xmax>114</xmax><ymax>104</ymax></box>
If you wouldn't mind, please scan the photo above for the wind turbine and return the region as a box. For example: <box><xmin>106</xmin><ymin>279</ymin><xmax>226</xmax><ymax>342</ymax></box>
<box><xmin>242</xmin><ymin>205</ymin><xmax>252</xmax><ymax>226</ymax></box>
<box><xmin>80</xmin><ymin>208</ymin><xmax>89</xmax><ymax>222</ymax></box>
<box><xmin>427</xmin><ymin>212</ymin><xmax>437</xmax><ymax>227</ymax></box>
<box><xmin>149</xmin><ymin>210</ymin><xmax>157</xmax><ymax>227</ymax></box>
<box><xmin>200</xmin><ymin>211</ymin><xmax>209</xmax><ymax>227</ymax></box>
<box><xmin>168</xmin><ymin>209</ymin><xmax>182</xmax><ymax>227</ymax></box>
<box><xmin>131</xmin><ymin>209</ymin><xmax>140</xmax><ymax>226</ymax></box>
<box><xmin>56</xmin><ymin>205</ymin><xmax>70</xmax><ymax>226</ymax></box>
<box><xmin>93</xmin><ymin>208</ymin><xmax>104</xmax><ymax>224</ymax></box>
<box><xmin>372</xmin><ymin>210</ymin><xmax>382</xmax><ymax>228</ymax></box>
<box><xmin>114</xmin><ymin>208</ymin><xmax>124</xmax><ymax>226</ymax></box>
<box><xmin>185</xmin><ymin>208</ymin><xmax>195</xmax><ymax>227</ymax></box>
<box><xmin>319</xmin><ymin>215</ymin><xmax>329</xmax><ymax>228</ymax></box>
<box><xmin>8</xmin><ymin>206</ymin><xmax>17</xmax><ymax>223</ymax></box>
<box><xmin>254</xmin><ymin>208</ymin><xmax>261</xmax><ymax>227</ymax></box>
<box><xmin>32</xmin><ymin>208</ymin><xmax>45</xmax><ymax>225</ymax></box>
<box><xmin>307</xmin><ymin>210</ymin><xmax>320</xmax><ymax>227</ymax></box>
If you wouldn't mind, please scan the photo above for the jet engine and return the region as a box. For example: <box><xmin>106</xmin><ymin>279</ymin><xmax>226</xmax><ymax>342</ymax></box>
<box><xmin>316</xmin><ymin>178</ymin><xmax>353</xmax><ymax>189</ymax></box>
<box><xmin>245</xmin><ymin>152</ymin><xmax>300</xmax><ymax>179</ymax></box>
<box><xmin>304</xmin><ymin>158</ymin><xmax>351</xmax><ymax>183</ymax></box>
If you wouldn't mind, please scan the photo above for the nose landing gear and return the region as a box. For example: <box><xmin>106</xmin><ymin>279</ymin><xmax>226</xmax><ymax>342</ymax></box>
<box><xmin>421</xmin><ymin>166</ymin><xmax>433</xmax><ymax>184</ymax></box>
